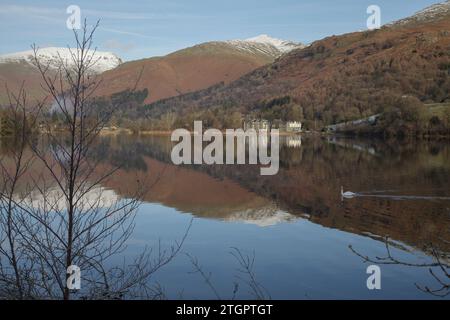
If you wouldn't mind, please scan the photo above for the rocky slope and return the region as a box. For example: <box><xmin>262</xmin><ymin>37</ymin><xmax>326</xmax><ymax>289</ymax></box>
<box><xmin>387</xmin><ymin>0</ymin><xmax>450</xmax><ymax>27</ymax></box>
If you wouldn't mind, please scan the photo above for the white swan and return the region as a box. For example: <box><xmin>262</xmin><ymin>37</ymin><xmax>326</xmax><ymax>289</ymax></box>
<box><xmin>341</xmin><ymin>186</ymin><xmax>357</xmax><ymax>199</ymax></box>
<box><xmin>339</xmin><ymin>187</ymin><xmax>450</xmax><ymax>201</ymax></box>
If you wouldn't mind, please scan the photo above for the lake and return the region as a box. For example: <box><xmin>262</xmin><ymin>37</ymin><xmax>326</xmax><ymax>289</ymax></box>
<box><xmin>1</xmin><ymin>134</ymin><xmax>450</xmax><ymax>299</ymax></box>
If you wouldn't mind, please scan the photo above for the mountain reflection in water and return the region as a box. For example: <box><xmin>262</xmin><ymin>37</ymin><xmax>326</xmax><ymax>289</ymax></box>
<box><xmin>1</xmin><ymin>134</ymin><xmax>449</xmax><ymax>298</ymax></box>
<box><xmin>81</xmin><ymin>134</ymin><xmax>450</xmax><ymax>252</ymax></box>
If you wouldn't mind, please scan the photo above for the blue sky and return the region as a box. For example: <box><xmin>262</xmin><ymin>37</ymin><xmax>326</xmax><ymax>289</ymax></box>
<box><xmin>0</xmin><ymin>0</ymin><xmax>442</xmax><ymax>61</ymax></box>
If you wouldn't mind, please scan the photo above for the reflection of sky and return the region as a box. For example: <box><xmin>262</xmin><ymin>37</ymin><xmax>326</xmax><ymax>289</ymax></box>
<box><xmin>15</xmin><ymin>183</ymin><xmax>447</xmax><ymax>299</ymax></box>
<box><xmin>120</xmin><ymin>203</ymin><xmax>442</xmax><ymax>299</ymax></box>
<box><xmin>5</xmin><ymin>134</ymin><xmax>449</xmax><ymax>299</ymax></box>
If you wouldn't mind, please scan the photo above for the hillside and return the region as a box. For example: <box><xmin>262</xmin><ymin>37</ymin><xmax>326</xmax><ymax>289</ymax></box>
<box><xmin>0</xmin><ymin>47</ymin><xmax>122</xmax><ymax>105</ymax></box>
<box><xmin>0</xmin><ymin>61</ymin><xmax>46</xmax><ymax>105</ymax></box>
<box><xmin>144</xmin><ymin>1</ymin><xmax>450</xmax><ymax>133</ymax></box>
<box><xmin>96</xmin><ymin>35</ymin><xmax>303</xmax><ymax>104</ymax></box>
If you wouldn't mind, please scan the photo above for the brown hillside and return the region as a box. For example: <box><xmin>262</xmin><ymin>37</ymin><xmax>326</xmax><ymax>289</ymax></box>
<box><xmin>0</xmin><ymin>62</ymin><xmax>48</xmax><ymax>105</ymax></box>
<box><xmin>96</xmin><ymin>42</ymin><xmax>274</xmax><ymax>104</ymax></box>
<box><xmin>146</xmin><ymin>11</ymin><xmax>450</xmax><ymax>129</ymax></box>
<box><xmin>0</xmin><ymin>41</ymin><xmax>276</xmax><ymax>107</ymax></box>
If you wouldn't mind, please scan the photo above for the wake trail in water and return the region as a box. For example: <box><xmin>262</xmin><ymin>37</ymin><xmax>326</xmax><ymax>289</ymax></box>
<box><xmin>349</xmin><ymin>193</ymin><xmax>450</xmax><ymax>201</ymax></box>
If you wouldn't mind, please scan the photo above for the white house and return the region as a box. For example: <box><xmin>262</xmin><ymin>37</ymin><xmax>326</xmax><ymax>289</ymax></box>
<box><xmin>286</xmin><ymin>121</ymin><xmax>302</xmax><ymax>132</ymax></box>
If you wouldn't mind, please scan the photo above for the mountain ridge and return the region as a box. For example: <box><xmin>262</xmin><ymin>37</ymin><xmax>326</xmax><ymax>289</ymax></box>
<box><xmin>95</xmin><ymin>35</ymin><xmax>303</xmax><ymax>104</ymax></box>
<box><xmin>225</xmin><ymin>34</ymin><xmax>304</xmax><ymax>58</ymax></box>
<box><xmin>0</xmin><ymin>47</ymin><xmax>122</xmax><ymax>73</ymax></box>
<box><xmin>0</xmin><ymin>35</ymin><xmax>300</xmax><ymax>105</ymax></box>
<box><xmin>386</xmin><ymin>0</ymin><xmax>450</xmax><ymax>28</ymax></box>
<box><xmin>142</xmin><ymin>3</ymin><xmax>450</xmax><ymax>134</ymax></box>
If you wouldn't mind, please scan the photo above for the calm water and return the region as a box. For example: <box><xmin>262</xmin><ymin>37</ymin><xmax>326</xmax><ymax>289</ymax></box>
<box><xmin>2</xmin><ymin>134</ymin><xmax>450</xmax><ymax>299</ymax></box>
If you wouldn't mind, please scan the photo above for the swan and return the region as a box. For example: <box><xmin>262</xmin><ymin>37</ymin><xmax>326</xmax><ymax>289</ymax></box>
<box><xmin>341</xmin><ymin>186</ymin><xmax>357</xmax><ymax>199</ymax></box>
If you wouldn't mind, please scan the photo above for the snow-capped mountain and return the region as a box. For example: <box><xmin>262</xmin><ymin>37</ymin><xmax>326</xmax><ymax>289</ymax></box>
<box><xmin>96</xmin><ymin>35</ymin><xmax>304</xmax><ymax>104</ymax></box>
<box><xmin>226</xmin><ymin>34</ymin><xmax>304</xmax><ymax>58</ymax></box>
<box><xmin>245</xmin><ymin>34</ymin><xmax>303</xmax><ymax>53</ymax></box>
<box><xmin>0</xmin><ymin>47</ymin><xmax>122</xmax><ymax>74</ymax></box>
<box><xmin>387</xmin><ymin>0</ymin><xmax>450</xmax><ymax>27</ymax></box>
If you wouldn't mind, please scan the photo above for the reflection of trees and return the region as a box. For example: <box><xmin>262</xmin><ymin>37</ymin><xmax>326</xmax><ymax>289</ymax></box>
<box><xmin>93</xmin><ymin>135</ymin><xmax>450</xmax><ymax>254</ymax></box>
<box><xmin>89</xmin><ymin>134</ymin><xmax>175</xmax><ymax>172</ymax></box>
<box><xmin>187</xmin><ymin>248</ymin><xmax>271</xmax><ymax>300</ymax></box>
<box><xmin>90</xmin><ymin>137</ymin><xmax>149</xmax><ymax>172</ymax></box>
<box><xmin>70</xmin><ymin>132</ymin><xmax>450</xmax><ymax>297</ymax></box>
<box><xmin>350</xmin><ymin>238</ymin><xmax>450</xmax><ymax>297</ymax></box>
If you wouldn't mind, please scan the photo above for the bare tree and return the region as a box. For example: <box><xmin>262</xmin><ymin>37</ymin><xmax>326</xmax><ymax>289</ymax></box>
<box><xmin>0</xmin><ymin>20</ymin><xmax>188</xmax><ymax>300</ymax></box>
<box><xmin>0</xmin><ymin>84</ymin><xmax>42</xmax><ymax>299</ymax></box>
<box><xmin>186</xmin><ymin>247</ymin><xmax>270</xmax><ymax>300</ymax></box>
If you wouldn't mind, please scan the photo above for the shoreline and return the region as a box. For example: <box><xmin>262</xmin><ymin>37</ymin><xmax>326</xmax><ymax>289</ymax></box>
<box><xmin>5</xmin><ymin>127</ymin><xmax>447</xmax><ymax>140</ymax></box>
<box><xmin>99</xmin><ymin>128</ymin><xmax>306</xmax><ymax>136</ymax></box>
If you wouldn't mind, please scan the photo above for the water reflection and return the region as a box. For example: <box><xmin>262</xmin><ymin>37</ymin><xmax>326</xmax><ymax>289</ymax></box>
<box><xmin>2</xmin><ymin>134</ymin><xmax>450</xmax><ymax>298</ymax></box>
<box><xmin>81</xmin><ymin>134</ymin><xmax>450</xmax><ymax>253</ymax></box>
<box><xmin>3</xmin><ymin>134</ymin><xmax>449</xmax><ymax>249</ymax></box>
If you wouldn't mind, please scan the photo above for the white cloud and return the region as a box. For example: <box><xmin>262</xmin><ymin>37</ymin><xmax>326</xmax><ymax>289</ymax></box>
<box><xmin>99</xmin><ymin>27</ymin><xmax>153</xmax><ymax>38</ymax></box>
